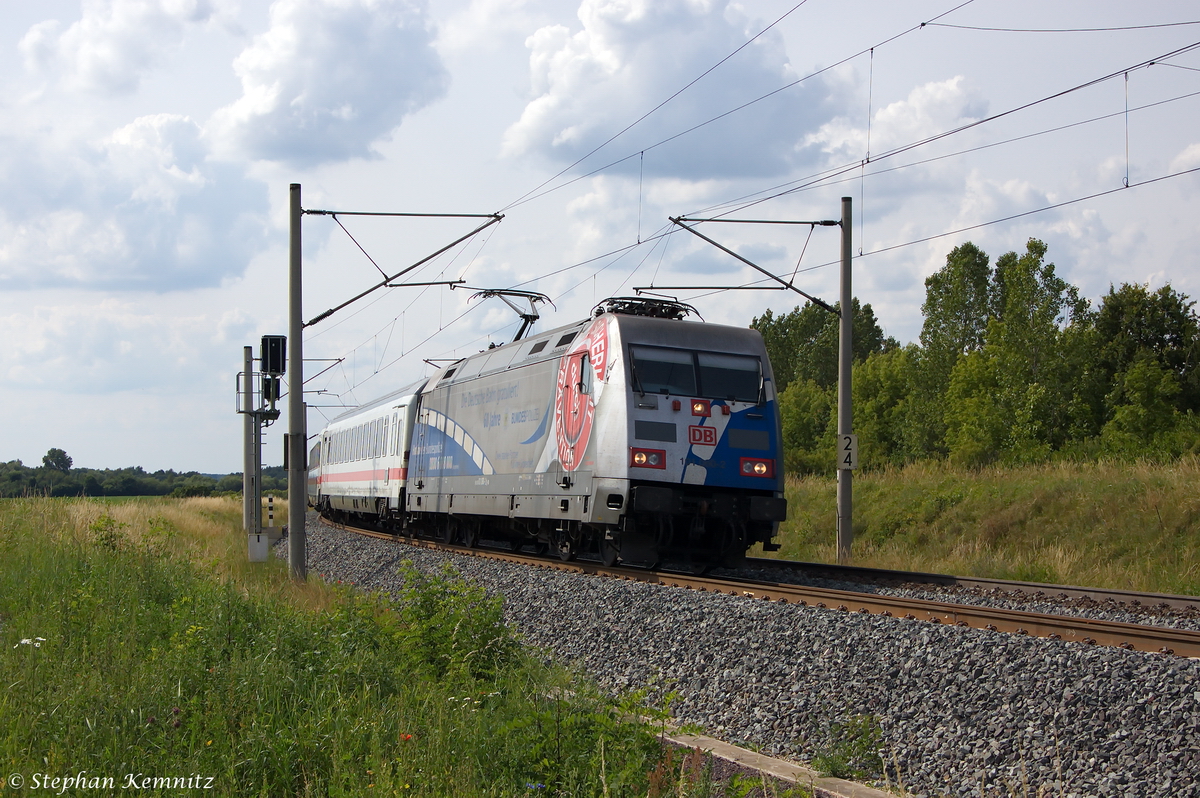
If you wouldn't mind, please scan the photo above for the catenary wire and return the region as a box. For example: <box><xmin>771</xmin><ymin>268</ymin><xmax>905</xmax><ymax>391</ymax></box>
<box><xmin>702</xmin><ymin>87</ymin><xmax>1200</xmax><ymax>208</ymax></box>
<box><xmin>925</xmin><ymin>21</ymin><xmax>1200</xmax><ymax>34</ymax></box>
<box><xmin>694</xmin><ymin>39</ymin><xmax>1200</xmax><ymax>219</ymax></box>
<box><xmin>501</xmin><ymin>0</ymin><xmax>979</xmax><ymax>211</ymax></box>
<box><xmin>331</xmin><ymin>41</ymin><xmax>1200</xmax><ymax>385</ymax></box>
<box><xmin>681</xmin><ymin>161</ymin><xmax>1200</xmax><ymax>303</ymax></box>
<box><xmin>313</xmin><ymin>12</ymin><xmax>1196</xmax><ymax>398</ymax></box>
<box><xmin>499</xmin><ymin>0</ymin><xmax>816</xmax><ymax>213</ymax></box>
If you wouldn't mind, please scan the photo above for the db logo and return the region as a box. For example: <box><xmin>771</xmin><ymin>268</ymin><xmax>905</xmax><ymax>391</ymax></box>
<box><xmin>688</xmin><ymin>425</ymin><xmax>716</xmax><ymax>446</ymax></box>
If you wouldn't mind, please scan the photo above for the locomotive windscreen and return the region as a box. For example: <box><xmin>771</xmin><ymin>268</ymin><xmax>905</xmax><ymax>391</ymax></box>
<box><xmin>696</xmin><ymin>352</ymin><xmax>761</xmax><ymax>402</ymax></box>
<box><xmin>630</xmin><ymin>346</ymin><xmax>761</xmax><ymax>402</ymax></box>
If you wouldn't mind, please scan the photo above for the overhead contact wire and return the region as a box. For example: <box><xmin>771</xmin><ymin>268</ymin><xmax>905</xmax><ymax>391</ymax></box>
<box><xmin>499</xmin><ymin>0</ymin><xmax>815</xmax><ymax>213</ymax></box>
<box><xmin>501</xmin><ymin>0</ymin><xmax>977</xmax><ymax>212</ymax></box>
<box><xmin>701</xmin><ymin>39</ymin><xmax>1200</xmax><ymax>219</ymax></box>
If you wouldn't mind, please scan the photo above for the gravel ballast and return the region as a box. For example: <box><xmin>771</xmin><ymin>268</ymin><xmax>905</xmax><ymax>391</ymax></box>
<box><xmin>290</xmin><ymin>516</ymin><xmax>1200</xmax><ymax>798</ymax></box>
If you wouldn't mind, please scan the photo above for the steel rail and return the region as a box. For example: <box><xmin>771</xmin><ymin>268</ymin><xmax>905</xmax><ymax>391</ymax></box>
<box><xmin>320</xmin><ymin>516</ymin><xmax>1200</xmax><ymax>658</ymax></box>
<box><xmin>744</xmin><ymin>557</ymin><xmax>1200</xmax><ymax>611</ymax></box>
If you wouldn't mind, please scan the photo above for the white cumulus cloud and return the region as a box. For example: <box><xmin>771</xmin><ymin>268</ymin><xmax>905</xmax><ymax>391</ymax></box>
<box><xmin>1170</xmin><ymin>142</ymin><xmax>1200</xmax><ymax>173</ymax></box>
<box><xmin>0</xmin><ymin>115</ymin><xmax>267</xmax><ymax>291</ymax></box>
<box><xmin>503</xmin><ymin>0</ymin><xmax>841</xmax><ymax>179</ymax></box>
<box><xmin>19</xmin><ymin>0</ymin><xmax>227</xmax><ymax>96</ymax></box>
<box><xmin>209</xmin><ymin>0</ymin><xmax>449</xmax><ymax>166</ymax></box>
<box><xmin>807</xmin><ymin>76</ymin><xmax>987</xmax><ymax>166</ymax></box>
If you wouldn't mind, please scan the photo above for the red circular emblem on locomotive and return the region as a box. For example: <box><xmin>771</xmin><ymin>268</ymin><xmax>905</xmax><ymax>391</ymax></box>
<box><xmin>554</xmin><ymin>317</ymin><xmax>609</xmax><ymax>471</ymax></box>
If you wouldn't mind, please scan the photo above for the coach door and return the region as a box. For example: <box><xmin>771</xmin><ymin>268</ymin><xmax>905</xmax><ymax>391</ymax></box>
<box><xmin>385</xmin><ymin>413</ymin><xmax>396</xmax><ymax>485</ymax></box>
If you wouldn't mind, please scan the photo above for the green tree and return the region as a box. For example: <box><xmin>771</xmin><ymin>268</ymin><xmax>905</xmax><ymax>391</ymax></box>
<box><xmin>1102</xmin><ymin>354</ymin><xmax>1181</xmax><ymax>444</ymax></box>
<box><xmin>941</xmin><ymin>239</ymin><xmax>1090</xmax><ymax>462</ymax></box>
<box><xmin>944</xmin><ymin>349</ymin><xmax>1007</xmax><ymax>465</ymax></box>
<box><xmin>777</xmin><ymin>377</ymin><xmax>834</xmax><ymax>474</ymax></box>
<box><xmin>852</xmin><ymin>346</ymin><xmax>917</xmax><ymax>468</ymax></box>
<box><xmin>216</xmin><ymin>474</ymin><xmax>244</xmax><ymax>493</ymax></box>
<box><xmin>1094</xmin><ymin>282</ymin><xmax>1200</xmax><ymax>417</ymax></box>
<box><xmin>752</xmin><ymin>298</ymin><xmax>896</xmax><ymax>393</ymax></box>
<box><xmin>42</xmin><ymin>448</ymin><xmax>72</xmax><ymax>473</ymax></box>
<box><xmin>920</xmin><ymin>242</ymin><xmax>993</xmax><ymax>394</ymax></box>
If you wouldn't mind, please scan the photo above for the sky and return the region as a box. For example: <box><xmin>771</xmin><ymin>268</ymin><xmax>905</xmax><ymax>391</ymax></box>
<box><xmin>2</xmin><ymin>0</ymin><xmax>1198</xmax><ymax>473</ymax></box>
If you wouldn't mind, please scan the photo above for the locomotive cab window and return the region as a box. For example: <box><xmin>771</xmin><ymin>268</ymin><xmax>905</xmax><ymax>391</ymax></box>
<box><xmin>629</xmin><ymin>346</ymin><xmax>696</xmax><ymax>396</ymax></box>
<box><xmin>697</xmin><ymin>352</ymin><xmax>761</xmax><ymax>402</ymax></box>
<box><xmin>629</xmin><ymin>345</ymin><xmax>760</xmax><ymax>402</ymax></box>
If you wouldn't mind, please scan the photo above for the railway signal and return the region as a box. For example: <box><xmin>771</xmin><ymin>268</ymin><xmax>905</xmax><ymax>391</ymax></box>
<box><xmin>238</xmin><ymin>338</ymin><xmax>286</xmax><ymax>562</ymax></box>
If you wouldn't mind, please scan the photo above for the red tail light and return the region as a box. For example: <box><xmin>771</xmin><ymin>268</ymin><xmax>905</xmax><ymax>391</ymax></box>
<box><xmin>630</xmin><ymin>448</ymin><xmax>667</xmax><ymax>469</ymax></box>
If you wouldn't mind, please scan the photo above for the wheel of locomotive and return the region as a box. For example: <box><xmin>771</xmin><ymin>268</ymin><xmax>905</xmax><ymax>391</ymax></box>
<box><xmin>442</xmin><ymin>518</ymin><xmax>458</xmax><ymax>545</ymax></box>
<box><xmin>462</xmin><ymin>521</ymin><xmax>479</xmax><ymax>549</ymax></box>
<box><xmin>600</xmin><ymin>536</ymin><xmax>620</xmax><ymax>567</ymax></box>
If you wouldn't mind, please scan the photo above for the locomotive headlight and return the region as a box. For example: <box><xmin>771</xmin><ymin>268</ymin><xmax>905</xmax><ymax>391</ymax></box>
<box><xmin>630</xmin><ymin>448</ymin><xmax>667</xmax><ymax>469</ymax></box>
<box><xmin>692</xmin><ymin>402</ymin><xmax>705</xmax><ymax>414</ymax></box>
<box><xmin>739</xmin><ymin>457</ymin><xmax>775</xmax><ymax>478</ymax></box>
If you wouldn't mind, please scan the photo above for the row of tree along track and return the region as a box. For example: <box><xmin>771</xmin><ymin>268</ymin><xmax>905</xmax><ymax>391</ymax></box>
<box><xmin>319</xmin><ymin>513</ymin><xmax>1200</xmax><ymax>659</ymax></box>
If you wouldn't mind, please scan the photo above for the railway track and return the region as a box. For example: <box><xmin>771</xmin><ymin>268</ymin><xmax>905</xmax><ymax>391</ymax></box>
<box><xmin>741</xmin><ymin>556</ymin><xmax>1200</xmax><ymax>612</ymax></box>
<box><xmin>320</xmin><ymin>513</ymin><xmax>1200</xmax><ymax>659</ymax></box>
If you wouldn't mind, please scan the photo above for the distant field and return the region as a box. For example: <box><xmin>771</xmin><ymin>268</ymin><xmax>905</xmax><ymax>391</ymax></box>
<box><xmin>764</xmin><ymin>457</ymin><xmax>1200</xmax><ymax>596</ymax></box>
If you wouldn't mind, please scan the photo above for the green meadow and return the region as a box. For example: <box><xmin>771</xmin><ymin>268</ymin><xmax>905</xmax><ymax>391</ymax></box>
<box><xmin>0</xmin><ymin>497</ymin><xmax>792</xmax><ymax>797</ymax></box>
<box><xmin>767</xmin><ymin>457</ymin><xmax>1200</xmax><ymax>596</ymax></box>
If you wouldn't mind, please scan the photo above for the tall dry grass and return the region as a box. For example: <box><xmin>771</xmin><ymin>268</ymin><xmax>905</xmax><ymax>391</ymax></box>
<box><xmin>48</xmin><ymin>495</ymin><xmax>339</xmax><ymax>612</ymax></box>
<box><xmin>767</xmin><ymin>456</ymin><xmax>1200</xmax><ymax>595</ymax></box>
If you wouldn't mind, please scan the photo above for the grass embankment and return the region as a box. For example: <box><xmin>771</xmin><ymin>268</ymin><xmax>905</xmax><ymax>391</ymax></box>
<box><xmin>768</xmin><ymin>457</ymin><xmax>1200</xmax><ymax>595</ymax></box>
<box><xmin>0</xmin><ymin>497</ymin><xmax>755</xmax><ymax>797</ymax></box>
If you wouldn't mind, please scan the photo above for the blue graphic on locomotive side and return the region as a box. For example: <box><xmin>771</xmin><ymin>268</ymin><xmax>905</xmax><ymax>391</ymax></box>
<box><xmin>413</xmin><ymin>410</ymin><xmax>494</xmax><ymax>477</ymax></box>
<box><xmin>519</xmin><ymin>398</ymin><xmax>553</xmax><ymax>445</ymax></box>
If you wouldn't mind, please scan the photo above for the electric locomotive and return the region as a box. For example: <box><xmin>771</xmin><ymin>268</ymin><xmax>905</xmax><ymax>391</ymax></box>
<box><xmin>311</xmin><ymin>297</ymin><xmax>786</xmax><ymax>570</ymax></box>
